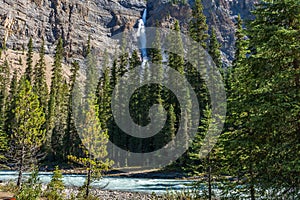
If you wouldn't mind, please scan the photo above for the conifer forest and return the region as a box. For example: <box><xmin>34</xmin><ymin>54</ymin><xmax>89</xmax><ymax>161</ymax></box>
<box><xmin>0</xmin><ymin>0</ymin><xmax>299</xmax><ymax>199</ymax></box>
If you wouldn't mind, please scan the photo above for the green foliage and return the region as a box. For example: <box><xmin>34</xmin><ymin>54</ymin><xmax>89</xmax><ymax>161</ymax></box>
<box><xmin>222</xmin><ymin>0</ymin><xmax>300</xmax><ymax>199</ymax></box>
<box><xmin>67</xmin><ymin>94</ymin><xmax>113</xmax><ymax>197</ymax></box>
<box><xmin>33</xmin><ymin>38</ymin><xmax>49</xmax><ymax>113</ymax></box>
<box><xmin>64</xmin><ymin>61</ymin><xmax>83</xmax><ymax>160</ymax></box>
<box><xmin>189</xmin><ymin>0</ymin><xmax>208</xmax><ymax>48</ymax></box>
<box><xmin>25</xmin><ymin>37</ymin><xmax>34</xmax><ymax>83</ymax></box>
<box><xmin>43</xmin><ymin>166</ymin><xmax>65</xmax><ymax>200</ymax></box>
<box><xmin>16</xmin><ymin>170</ymin><xmax>42</xmax><ymax>200</ymax></box>
<box><xmin>10</xmin><ymin>77</ymin><xmax>46</xmax><ymax>186</ymax></box>
<box><xmin>97</xmin><ymin>52</ymin><xmax>111</xmax><ymax>129</ymax></box>
<box><xmin>0</xmin><ymin>60</ymin><xmax>9</xmax><ymax>163</ymax></box>
<box><xmin>208</xmin><ymin>28</ymin><xmax>222</xmax><ymax>70</ymax></box>
<box><xmin>0</xmin><ymin>129</ymin><xmax>7</xmax><ymax>164</ymax></box>
<box><xmin>46</xmin><ymin>37</ymin><xmax>68</xmax><ymax>161</ymax></box>
<box><xmin>68</xmin><ymin>53</ymin><xmax>113</xmax><ymax>197</ymax></box>
<box><xmin>0</xmin><ymin>60</ymin><xmax>10</xmax><ymax>129</ymax></box>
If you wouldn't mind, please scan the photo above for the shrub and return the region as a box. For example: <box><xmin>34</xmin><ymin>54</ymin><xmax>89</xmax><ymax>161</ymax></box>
<box><xmin>15</xmin><ymin>170</ymin><xmax>42</xmax><ymax>200</ymax></box>
<box><xmin>43</xmin><ymin>166</ymin><xmax>65</xmax><ymax>200</ymax></box>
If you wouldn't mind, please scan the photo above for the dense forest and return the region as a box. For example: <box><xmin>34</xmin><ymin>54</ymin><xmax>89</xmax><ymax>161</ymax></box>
<box><xmin>0</xmin><ymin>0</ymin><xmax>299</xmax><ymax>199</ymax></box>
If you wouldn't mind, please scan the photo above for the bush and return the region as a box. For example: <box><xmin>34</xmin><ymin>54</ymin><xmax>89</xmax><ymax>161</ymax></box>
<box><xmin>43</xmin><ymin>166</ymin><xmax>65</xmax><ymax>200</ymax></box>
<box><xmin>16</xmin><ymin>170</ymin><xmax>42</xmax><ymax>200</ymax></box>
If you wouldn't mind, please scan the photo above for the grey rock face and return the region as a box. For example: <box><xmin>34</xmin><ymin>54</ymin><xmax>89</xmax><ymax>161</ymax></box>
<box><xmin>146</xmin><ymin>0</ymin><xmax>257</xmax><ymax>65</ymax></box>
<box><xmin>0</xmin><ymin>0</ymin><xmax>256</xmax><ymax>64</ymax></box>
<box><xmin>0</xmin><ymin>0</ymin><xmax>146</xmax><ymax>60</ymax></box>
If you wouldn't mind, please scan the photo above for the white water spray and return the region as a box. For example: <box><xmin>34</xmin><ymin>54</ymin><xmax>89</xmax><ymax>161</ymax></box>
<box><xmin>137</xmin><ymin>9</ymin><xmax>148</xmax><ymax>63</ymax></box>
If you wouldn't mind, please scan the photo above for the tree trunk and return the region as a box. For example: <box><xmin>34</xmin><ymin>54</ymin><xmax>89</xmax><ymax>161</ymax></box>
<box><xmin>17</xmin><ymin>146</ymin><xmax>25</xmax><ymax>188</ymax></box>
<box><xmin>249</xmin><ymin>163</ymin><xmax>255</xmax><ymax>200</ymax></box>
<box><xmin>208</xmin><ymin>153</ymin><xmax>212</xmax><ymax>200</ymax></box>
<box><xmin>17</xmin><ymin>167</ymin><xmax>23</xmax><ymax>188</ymax></box>
<box><xmin>85</xmin><ymin>167</ymin><xmax>91</xmax><ymax>198</ymax></box>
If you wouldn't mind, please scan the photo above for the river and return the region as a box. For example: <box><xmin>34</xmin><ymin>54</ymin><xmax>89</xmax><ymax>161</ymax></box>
<box><xmin>0</xmin><ymin>171</ymin><xmax>194</xmax><ymax>194</ymax></box>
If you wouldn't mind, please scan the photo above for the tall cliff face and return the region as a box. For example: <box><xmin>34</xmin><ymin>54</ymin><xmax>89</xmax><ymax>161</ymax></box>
<box><xmin>0</xmin><ymin>0</ymin><xmax>256</xmax><ymax>63</ymax></box>
<box><xmin>0</xmin><ymin>0</ymin><xmax>146</xmax><ymax>59</ymax></box>
<box><xmin>147</xmin><ymin>0</ymin><xmax>257</xmax><ymax>65</ymax></box>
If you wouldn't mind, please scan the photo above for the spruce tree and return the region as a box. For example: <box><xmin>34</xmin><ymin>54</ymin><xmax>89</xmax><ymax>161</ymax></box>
<box><xmin>224</xmin><ymin>1</ymin><xmax>300</xmax><ymax>198</ymax></box>
<box><xmin>46</xmin><ymin>37</ymin><xmax>67</xmax><ymax>161</ymax></box>
<box><xmin>97</xmin><ymin>52</ymin><xmax>111</xmax><ymax>129</ymax></box>
<box><xmin>167</xmin><ymin>20</ymin><xmax>185</xmax><ymax>117</ymax></box>
<box><xmin>232</xmin><ymin>15</ymin><xmax>247</xmax><ymax>70</ymax></box>
<box><xmin>0</xmin><ymin>60</ymin><xmax>9</xmax><ymax>130</ymax></box>
<box><xmin>0</xmin><ymin>61</ymin><xmax>10</xmax><ymax>166</ymax></box>
<box><xmin>189</xmin><ymin>0</ymin><xmax>208</xmax><ymax>48</ymax></box>
<box><xmin>183</xmin><ymin>0</ymin><xmax>217</xmax><ymax>183</ymax></box>
<box><xmin>4</xmin><ymin>69</ymin><xmax>17</xmax><ymax>138</ymax></box>
<box><xmin>33</xmin><ymin>38</ymin><xmax>49</xmax><ymax>113</ymax></box>
<box><xmin>64</xmin><ymin>61</ymin><xmax>83</xmax><ymax>160</ymax></box>
<box><xmin>68</xmin><ymin>95</ymin><xmax>112</xmax><ymax>198</ymax></box>
<box><xmin>45</xmin><ymin>166</ymin><xmax>65</xmax><ymax>199</ymax></box>
<box><xmin>25</xmin><ymin>37</ymin><xmax>34</xmax><ymax>83</ymax></box>
<box><xmin>246</xmin><ymin>0</ymin><xmax>300</xmax><ymax>196</ymax></box>
<box><xmin>9</xmin><ymin>77</ymin><xmax>46</xmax><ymax>187</ymax></box>
<box><xmin>0</xmin><ymin>61</ymin><xmax>9</xmax><ymax>163</ymax></box>
<box><xmin>51</xmin><ymin>79</ymin><xmax>69</xmax><ymax>161</ymax></box>
<box><xmin>208</xmin><ymin>28</ymin><xmax>222</xmax><ymax>70</ymax></box>
<box><xmin>0</xmin><ymin>128</ymin><xmax>7</xmax><ymax>164</ymax></box>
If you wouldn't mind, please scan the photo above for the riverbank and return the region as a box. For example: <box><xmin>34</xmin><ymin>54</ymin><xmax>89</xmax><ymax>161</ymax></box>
<box><xmin>65</xmin><ymin>189</ymin><xmax>154</xmax><ymax>200</ymax></box>
<box><xmin>0</xmin><ymin>185</ymin><xmax>155</xmax><ymax>200</ymax></box>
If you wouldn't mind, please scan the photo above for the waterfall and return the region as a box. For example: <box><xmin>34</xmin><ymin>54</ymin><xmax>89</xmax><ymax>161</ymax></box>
<box><xmin>137</xmin><ymin>9</ymin><xmax>148</xmax><ymax>62</ymax></box>
<box><xmin>142</xmin><ymin>8</ymin><xmax>147</xmax><ymax>24</ymax></box>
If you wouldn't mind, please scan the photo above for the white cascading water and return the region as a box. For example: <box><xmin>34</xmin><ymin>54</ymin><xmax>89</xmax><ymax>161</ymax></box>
<box><xmin>137</xmin><ymin>9</ymin><xmax>148</xmax><ymax>63</ymax></box>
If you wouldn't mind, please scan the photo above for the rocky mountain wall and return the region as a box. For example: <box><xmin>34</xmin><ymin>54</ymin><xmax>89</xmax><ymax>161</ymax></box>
<box><xmin>0</xmin><ymin>0</ymin><xmax>257</xmax><ymax>64</ymax></box>
<box><xmin>147</xmin><ymin>0</ymin><xmax>257</xmax><ymax>65</ymax></box>
<box><xmin>0</xmin><ymin>0</ymin><xmax>146</xmax><ymax>60</ymax></box>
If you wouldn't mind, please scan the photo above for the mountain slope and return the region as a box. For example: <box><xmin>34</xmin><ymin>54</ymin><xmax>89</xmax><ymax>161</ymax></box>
<box><xmin>0</xmin><ymin>0</ymin><xmax>257</xmax><ymax>65</ymax></box>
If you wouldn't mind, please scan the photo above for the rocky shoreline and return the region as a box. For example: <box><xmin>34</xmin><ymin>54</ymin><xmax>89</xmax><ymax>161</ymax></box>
<box><xmin>68</xmin><ymin>189</ymin><xmax>155</xmax><ymax>200</ymax></box>
<box><xmin>0</xmin><ymin>183</ymin><xmax>158</xmax><ymax>200</ymax></box>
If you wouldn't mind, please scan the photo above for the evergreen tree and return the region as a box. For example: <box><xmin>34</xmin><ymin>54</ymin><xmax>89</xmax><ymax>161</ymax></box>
<box><xmin>4</xmin><ymin>69</ymin><xmax>17</xmax><ymax>139</ymax></box>
<box><xmin>184</xmin><ymin>0</ymin><xmax>210</xmax><ymax>170</ymax></box>
<box><xmin>46</xmin><ymin>37</ymin><xmax>67</xmax><ymax>161</ymax></box>
<box><xmin>33</xmin><ymin>38</ymin><xmax>49</xmax><ymax>113</ymax></box>
<box><xmin>167</xmin><ymin>20</ymin><xmax>185</xmax><ymax>115</ymax></box>
<box><xmin>208</xmin><ymin>28</ymin><xmax>222</xmax><ymax>70</ymax></box>
<box><xmin>129</xmin><ymin>50</ymin><xmax>141</xmax><ymax>71</ymax></box>
<box><xmin>227</xmin><ymin>15</ymin><xmax>248</xmax><ymax>91</ymax></box>
<box><xmin>0</xmin><ymin>61</ymin><xmax>9</xmax><ymax>163</ymax></box>
<box><xmin>97</xmin><ymin>52</ymin><xmax>111</xmax><ymax>129</ymax></box>
<box><xmin>51</xmin><ymin>80</ymin><xmax>69</xmax><ymax>161</ymax></box>
<box><xmin>224</xmin><ymin>1</ymin><xmax>300</xmax><ymax>198</ymax></box>
<box><xmin>25</xmin><ymin>37</ymin><xmax>34</xmax><ymax>83</ymax></box>
<box><xmin>68</xmin><ymin>94</ymin><xmax>113</xmax><ymax>198</ymax></box>
<box><xmin>189</xmin><ymin>0</ymin><xmax>208</xmax><ymax>48</ymax></box>
<box><xmin>232</xmin><ymin>15</ymin><xmax>247</xmax><ymax>70</ymax></box>
<box><xmin>63</xmin><ymin>61</ymin><xmax>83</xmax><ymax>160</ymax></box>
<box><xmin>9</xmin><ymin>77</ymin><xmax>46</xmax><ymax>187</ymax></box>
<box><xmin>44</xmin><ymin>166</ymin><xmax>65</xmax><ymax>200</ymax></box>
<box><xmin>0</xmin><ymin>128</ymin><xmax>7</xmax><ymax>164</ymax></box>
<box><xmin>0</xmin><ymin>60</ymin><xmax>9</xmax><ymax>130</ymax></box>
